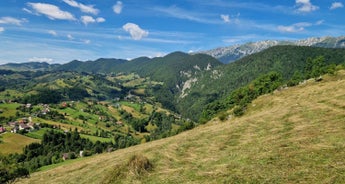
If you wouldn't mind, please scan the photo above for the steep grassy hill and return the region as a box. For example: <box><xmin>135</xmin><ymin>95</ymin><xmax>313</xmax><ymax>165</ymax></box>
<box><xmin>17</xmin><ymin>71</ymin><xmax>345</xmax><ymax>184</ymax></box>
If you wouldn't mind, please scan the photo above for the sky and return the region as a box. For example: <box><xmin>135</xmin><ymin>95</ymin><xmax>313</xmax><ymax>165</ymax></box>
<box><xmin>0</xmin><ymin>0</ymin><xmax>344</xmax><ymax>64</ymax></box>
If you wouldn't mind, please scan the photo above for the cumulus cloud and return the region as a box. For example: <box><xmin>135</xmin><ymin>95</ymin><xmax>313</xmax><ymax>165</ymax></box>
<box><xmin>96</xmin><ymin>17</ymin><xmax>105</xmax><ymax>23</ymax></box>
<box><xmin>0</xmin><ymin>16</ymin><xmax>27</xmax><ymax>25</ymax></box>
<box><xmin>295</xmin><ymin>0</ymin><xmax>319</xmax><ymax>13</ymax></box>
<box><xmin>0</xmin><ymin>27</ymin><xmax>4</xmax><ymax>32</ymax></box>
<box><xmin>48</xmin><ymin>30</ymin><xmax>57</xmax><ymax>36</ymax></box>
<box><xmin>123</xmin><ymin>23</ymin><xmax>149</xmax><ymax>40</ymax></box>
<box><xmin>113</xmin><ymin>1</ymin><xmax>123</xmax><ymax>14</ymax></box>
<box><xmin>80</xmin><ymin>16</ymin><xmax>105</xmax><ymax>25</ymax></box>
<box><xmin>28</xmin><ymin>57</ymin><xmax>53</xmax><ymax>63</ymax></box>
<box><xmin>330</xmin><ymin>2</ymin><xmax>344</xmax><ymax>10</ymax></box>
<box><xmin>277</xmin><ymin>22</ymin><xmax>313</xmax><ymax>33</ymax></box>
<box><xmin>27</xmin><ymin>3</ymin><xmax>76</xmax><ymax>20</ymax></box>
<box><xmin>220</xmin><ymin>14</ymin><xmax>230</xmax><ymax>23</ymax></box>
<box><xmin>62</xmin><ymin>0</ymin><xmax>99</xmax><ymax>15</ymax></box>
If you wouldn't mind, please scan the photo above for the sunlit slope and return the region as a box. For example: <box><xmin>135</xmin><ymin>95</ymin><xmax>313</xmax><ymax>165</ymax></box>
<box><xmin>18</xmin><ymin>72</ymin><xmax>345</xmax><ymax>184</ymax></box>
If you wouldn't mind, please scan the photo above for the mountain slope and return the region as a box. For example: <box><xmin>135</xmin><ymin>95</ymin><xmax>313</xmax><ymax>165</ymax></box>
<box><xmin>180</xmin><ymin>45</ymin><xmax>345</xmax><ymax>120</ymax></box>
<box><xmin>55</xmin><ymin>52</ymin><xmax>223</xmax><ymax>114</ymax></box>
<box><xmin>18</xmin><ymin>71</ymin><xmax>345</xmax><ymax>184</ymax></box>
<box><xmin>200</xmin><ymin>36</ymin><xmax>345</xmax><ymax>63</ymax></box>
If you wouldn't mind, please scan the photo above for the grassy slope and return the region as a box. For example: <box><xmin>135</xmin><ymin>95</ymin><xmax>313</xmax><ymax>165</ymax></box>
<box><xmin>0</xmin><ymin>133</ymin><xmax>40</xmax><ymax>154</ymax></box>
<box><xmin>17</xmin><ymin>72</ymin><xmax>345</xmax><ymax>184</ymax></box>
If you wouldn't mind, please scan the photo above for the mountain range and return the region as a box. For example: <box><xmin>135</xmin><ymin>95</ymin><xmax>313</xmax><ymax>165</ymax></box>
<box><xmin>1</xmin><ymin>36</ymin><xmax>345</xmax><ymax>121</ymax></box>
<box><xmin>198</xmin><ymin>36</ymin><xmax>345</xmax><ymax>63</ymax></box>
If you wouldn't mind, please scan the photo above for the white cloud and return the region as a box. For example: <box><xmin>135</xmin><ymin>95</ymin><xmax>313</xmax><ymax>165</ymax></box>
<box><xmin>48</xmin><ymin>30</ymin><xmax>57</xmax><ymax>36</ymax></box>
<box><xmin>153</xmin><ymin>6</ymin><xmax>218</xmax><ymax>24</ymax></box>
<box><xmin>220</xmin><ymin>14</ymin><xmax>230</xmax><ymax>23</ymax></box>
<box><xmin>62</xmin><ymin>0</ymin><xmax>99</xmax><ymax>15</ymax></box>
<box><xmin>22</xmin><ymin>8</ymin><xmax>33</xmax><ymax>14</ymax></box>
<box><xmin>330</xmin><ymin>2</ymin><xmax>344</xmax><ymax>10</ymax></box>
<box><xmin>0</xmin><ymin>27</ymin><xmax>4</xmax><ymax>32</ymax></box>
<box><xmin>96</xmin><ymin>17</ymin><xmax>105</xmax><ymax>23</ymax></box>
<box><xmin>67</xmin><ymin>34</ymin><xmax>74</xmax><ymax>40</ymax></box>
<box><xmin>80</xmin><ymin>16</ymin><xmax>105</xmax><ymax>25</ymax></box>
<box><xmin>123</xmin><ymin>23</ymin><xmax>149</xmax><ymax>40</ymax></box>
<box><xmin>277</xmin><ymin>22</ymin><xmax>313</xmax><ymax>33</ymax></box>
<box><xmin>27</xmin><ymin>3</ymin><xmax>76</xmax><ymax>20</ymax></box>
<box><xmin>278</xmin><ymin>25</ymin><xmax>303</xmax><ymax>33</ymax></box>
<box><xmin>113</xmin><ymin>1</ymin><xmax>123</xmax><ymax>14</ymax></box>
<box><xmin>295</xmin><ymin>0</ymin><xmax>319</xmax><ymax>13</ymax></box>
<box><xmin>0</xmin><ymin>17</ymin><xmax>27</xmax><ymax>25</ymax></box>
<box><xmin>28</xmin><ymin>57</ymin><xmax>53</xmax><ymax>63</ymax></box>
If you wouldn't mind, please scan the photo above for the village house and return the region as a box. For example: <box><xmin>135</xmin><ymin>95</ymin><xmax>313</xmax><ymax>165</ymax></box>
<box><xmin>62</xmin><ymin>153</ymin><xmax>69</xmax><ymax>161</ymax></box>
<box><xmin>8</xmin><ymin>122</ymin><xmax>19</xmax><ymax>133</ymax></box>
<box><xmin>0</xmin><ymin>126</ymin><xmax>6</xmax><ymax>133</ymax></box>
<box><xmin>19</xmin><ymin>123</ymin><xmax>31</xmax><ymax>131</ymax></box>
<box><xmin>26</xmin><ymin>103</ymin><xmax>32</xmax><ymax>109</ymax></box>
<box><xmin>8</xmin><ymin>121</ymin><xmax>18</xmax><ymax>127</ymax></box>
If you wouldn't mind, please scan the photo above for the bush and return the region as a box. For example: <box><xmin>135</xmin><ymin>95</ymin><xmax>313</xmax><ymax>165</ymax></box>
<box><xmin>218</xmin><ymin>112</ymin><xmax>228</xmax><ymax>121</ymax></box>
<box><xmin>101</xmin><ymin>154</ymin><xmax>153</xmax><ymax>184</ymax></box>
<box><xmin>128</xmin><ymin>154</ymin><xmax>153</xmax><ymax>176</ymax></box>
<box><xmin>233</xmin><ymin>106</ymin><xmax>245</xmax><ymax>117</ymax></box>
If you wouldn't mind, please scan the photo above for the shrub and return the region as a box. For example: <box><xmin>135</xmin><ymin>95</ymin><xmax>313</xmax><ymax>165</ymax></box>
<box><xmin>128</xmin><ymin>154</ymin><xmax>153</xmax><ymax>177</ymax></box>
<box><xmin>233</xmin><ymin>106</ymin><xmax>245</xmax><ymax>117</ymax></box>
<box><xmin>218</xmin><ymin>112</ymin><xmax>228</xmax><ymax>121</ymax></box>
<box><xmin>101</xmin><ymin>154</ymin><xmax>153</xmax><ymax>184</ymax></box>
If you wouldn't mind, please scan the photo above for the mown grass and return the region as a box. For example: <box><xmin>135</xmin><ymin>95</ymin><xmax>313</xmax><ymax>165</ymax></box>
<box><xmin>17</xmin><ymin>71</ymin><xmax>345</xmax><ymax>184</ymax></box>
<box><xmin>80</xmin><ymin>134</ymin><xmax>113</xmax><ymax>143</ymax></box>
<box><xmin>25</xmin><ymin>128</ymin><xmax>50</xmax><ymax>139</ymax></box>
<box><xmin>0</xmin><ymin>133</ymin><xmax>40</xmax><ymax>154</ymax></box>
<box><xmin>0</xmin><ymin>103</ymin><xmax>21</xmax><ymax>118</ymax></box>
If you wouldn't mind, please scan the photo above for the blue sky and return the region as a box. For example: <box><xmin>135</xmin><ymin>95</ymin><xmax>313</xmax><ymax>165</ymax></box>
<box><xmin>0</xmin><ymin>0</ymin><xmax>344</xmax><ymax>64</ymax></box>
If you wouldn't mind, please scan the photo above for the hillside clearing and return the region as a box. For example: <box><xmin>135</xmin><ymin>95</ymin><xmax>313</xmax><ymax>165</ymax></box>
<box><xmin>17</xmin><ymin>72</ymin><xmax>345</xmax><ymax>184</ymax></box>
<box><xmin>0</xmin><ymin>133</ymin><xmax>40</xmax><ymax>154</ymax></box>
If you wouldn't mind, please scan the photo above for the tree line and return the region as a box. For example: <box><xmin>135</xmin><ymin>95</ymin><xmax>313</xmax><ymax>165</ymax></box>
<box><xmin>201</xmin><ymin>56</ymin><xmax>344</xmax><ymax>122</ymax></box>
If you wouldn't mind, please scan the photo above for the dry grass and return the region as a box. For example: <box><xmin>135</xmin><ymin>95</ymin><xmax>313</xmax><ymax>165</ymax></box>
<box><xmin>0</xmin><ymin>133</ymin><xmax>40</xmax><ymax>154</ymax></box>
<box><xmin>17</xmin><ymin>71</ymin><xmax>345</xmax><ymax>184</ymax></box>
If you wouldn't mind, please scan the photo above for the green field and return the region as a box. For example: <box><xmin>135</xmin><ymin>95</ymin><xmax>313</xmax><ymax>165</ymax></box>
<box><xmin>0</xmin><ymin>103</ymin><xmax>21</xmax><ymax>118</ymax></box>
<box><xmin>17</xmin><ymin>72</ymin><xmax>345</xmax><ymax>184</ymax></box>
<box><xmin>0</xmin><ymin>133</ymin><xmax>40</xmax><ymax>154</ymax></box>
<box><xmin>80</xmin><ymin>134</ymin><xmax>113</xmax><ymax>143</ymax></box>
<box><xmin>25</xmin><ymin>128</ymin><xmax>50</xmax><ymax>139</ymax></box>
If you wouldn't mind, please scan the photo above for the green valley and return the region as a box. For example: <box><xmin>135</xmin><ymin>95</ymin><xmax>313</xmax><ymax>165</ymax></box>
<box><xmin>16</xmin><ymin>69</ymin><xmax>345</xmax><ymax>184</ymax></box>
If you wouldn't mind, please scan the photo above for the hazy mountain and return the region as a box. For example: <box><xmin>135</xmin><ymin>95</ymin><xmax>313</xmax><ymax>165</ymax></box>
<box><xmin>199</xmin><ymin>36</ymin><xmax>345</xmax><ymax>63</ymax></box>
<box><xmin>0</xmin><ymin>62</ymin><xmax>60</xmax><ymax>71</ymax></box>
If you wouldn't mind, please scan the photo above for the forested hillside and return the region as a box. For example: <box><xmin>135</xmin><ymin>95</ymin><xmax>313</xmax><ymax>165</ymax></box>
<box><xmin>180</xmin><ymin>46</ymin><xmax>345</xmax><ymax>120</ymax></box>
